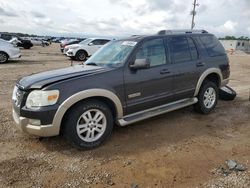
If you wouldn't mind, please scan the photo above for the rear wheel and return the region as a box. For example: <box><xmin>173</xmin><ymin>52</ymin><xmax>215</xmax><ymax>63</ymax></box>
<box><xmin>0</xmin><ymin>52</ymin><xmax>8</xmax><ymax>63</ymax></box>
<box><xmin>194</xmin><ymin>81</ymin><xmax>218</xmax><ymax>114</ymax></box>
<box><xmin>23</xmin><ymin>45</ymin><xmax>31</xmax><ymax>49</ymax></box>
<box><xmin>63</xmin><ymin>100</ymin><xmax>114</xmax><ymax>149</ymax></box>
<box><xmin>75</xmin><ymin>50</ymin><xmax>87</xmax><ymax>61</ymax></box>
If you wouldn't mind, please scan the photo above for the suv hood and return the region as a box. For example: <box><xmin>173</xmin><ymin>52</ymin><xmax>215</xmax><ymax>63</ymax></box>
<box><xmin>17</xmin><ymin>65</ymin><xmax>109</xmax><ymax>90</ymax></box>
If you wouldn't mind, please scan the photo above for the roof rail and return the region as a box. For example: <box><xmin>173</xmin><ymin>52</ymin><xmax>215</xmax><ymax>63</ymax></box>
<box><xmin>157</xmin><ymin>29</ymin><xmax>208</xmax><ymax>35</ymax></box>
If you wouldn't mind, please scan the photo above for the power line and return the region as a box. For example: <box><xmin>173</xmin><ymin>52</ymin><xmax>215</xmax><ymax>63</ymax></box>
<box><xmin>191</xmin><ymin>0</ymin><xmax>199</xmax><ymax>30</ymax></box>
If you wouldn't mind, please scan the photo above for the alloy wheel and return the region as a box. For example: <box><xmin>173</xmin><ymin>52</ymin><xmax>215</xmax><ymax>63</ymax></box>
<box><xmin>76</xmin><ymin>109</ymin><xmax>107</xmax><ymax>142</ymax></box>
<box><xmin>203</xmin><ymin>87</ymin><xmax>216</xmax><ymax>109</ymax></box>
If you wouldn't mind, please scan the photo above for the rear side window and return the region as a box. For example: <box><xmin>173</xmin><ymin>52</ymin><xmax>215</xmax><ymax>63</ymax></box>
<box><xmin>169</xmin><ymin>36</ymin><xmax>192</xmax><ymax>63</ymax></box>
<box><xmin>92</xmin><ymin>40</ymin><xmax>102</xmax><ymax>45</ymax></box>
<box><xmin>100</xmin><ymin>40</ymin><xmax>110</xmax><ymax>45</ymax></box>
<box><xmin>200</xmin><ymin>35</ymin><xmax>225</xmax><ymax>57</ymax></box>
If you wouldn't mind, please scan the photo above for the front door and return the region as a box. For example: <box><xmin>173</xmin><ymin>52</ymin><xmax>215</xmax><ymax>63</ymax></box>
<box><xmin>124</xmin><ymin>38</ymin><xmax>174</xmax><ymax>115</ymax></box>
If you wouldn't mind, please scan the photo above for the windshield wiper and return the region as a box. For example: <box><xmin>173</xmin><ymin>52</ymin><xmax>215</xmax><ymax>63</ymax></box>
<box><xmin>85</xmin><ymin>62</ymin><xmax>98</xmax><ymax>66</ymax></box>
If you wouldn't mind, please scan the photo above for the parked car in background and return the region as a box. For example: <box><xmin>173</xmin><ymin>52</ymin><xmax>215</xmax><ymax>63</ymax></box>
<box><xmin>52</xmin><ymin>37</ymin><xmax>65</xmax><ymax>43</ymax></box>
<box><xmin>60</xmin><ymin>39</ymin><xmax>84</xmax><ymax>53</ymax></box>
<box><xmin>66</xmin><ymin>38</ymin><xmax>111</xmax><ymax>61</ymax></box>
<box><xmin>16</xmin><ymin>38</ymin><xmax>33</xmax><ymax>49</ymax></box>
<box><xmin>30</xmin><ymin>38</ymin><xmax>50</xmax><ymax>47</ymax></box>
<box><xmin>0</xmin><ymin>39</ymin><xmax>21</xmax><ymax>63</ymax></box>
<box><xmin>0</xmin><ymin>33</ymin><xmax>33</xmax><ymax>49</ymax></box>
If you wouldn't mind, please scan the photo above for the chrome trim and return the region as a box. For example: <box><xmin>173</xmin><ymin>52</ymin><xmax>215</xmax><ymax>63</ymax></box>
<box><xmin>194</xmin><ymin>68</ymin><xmax>223</xmax><ymax>96</ymax></box>
<box><xmin>52</xmin><ymin>89</ymin><xmax>123</xmax><ymax>135</ymax></box>
<box><xmin>117</xmin><ymin>98</ymin><xmax>198</xmax><ymax>126</ymax></box>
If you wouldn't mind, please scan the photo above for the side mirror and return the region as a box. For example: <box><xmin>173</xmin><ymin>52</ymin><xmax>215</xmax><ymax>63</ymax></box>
<box><xmin>88</xmin><ymin>42</ymin><xmax>93</xmax><ymax>46</ymax></box>
<box><xmin>129</xmin><ymin>58</ymin><xmax>150</xmax><ymax>70</ymax></box>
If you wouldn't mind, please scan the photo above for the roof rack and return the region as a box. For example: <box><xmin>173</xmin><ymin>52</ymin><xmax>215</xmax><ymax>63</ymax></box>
<box><xmin>157</xmin><ymin>29</ymin><xmax>208</xmax><ymax>35</ymax></box>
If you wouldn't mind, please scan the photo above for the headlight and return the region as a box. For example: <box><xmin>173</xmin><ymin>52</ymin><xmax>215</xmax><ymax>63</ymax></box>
<box><xmin>26</xmin><ymin>90</ymin><xmax>59</xmax><ymax>109</ymax></box>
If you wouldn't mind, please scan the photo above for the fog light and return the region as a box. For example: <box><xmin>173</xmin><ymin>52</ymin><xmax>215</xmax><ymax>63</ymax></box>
<box><xmin>29</xmin><ymin>119</ymin><xmax>41</xmax><ymax>126</ymax></box>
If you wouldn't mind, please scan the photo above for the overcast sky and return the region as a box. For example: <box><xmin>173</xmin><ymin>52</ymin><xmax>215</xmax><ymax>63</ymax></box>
<box><xmin>0</xmin><ymin>0</ymin><xmax>249</xmax><ymax>37</ymax></box>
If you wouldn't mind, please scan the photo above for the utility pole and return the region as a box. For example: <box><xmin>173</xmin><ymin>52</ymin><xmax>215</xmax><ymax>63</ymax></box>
<box><xmin>191</xmin><ymin>0</ymin><xmax>199</xmax><ymax>30</ymax></box>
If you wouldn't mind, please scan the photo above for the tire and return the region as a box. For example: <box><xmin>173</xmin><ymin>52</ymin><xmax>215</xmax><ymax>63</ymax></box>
<box><xmin>194</xmin><ymin>81</ymin><xmax>218</xmax><ymax>114</ymax></box>
<box><xmin>75</xmin><ymin>50</ymin><xmax>87</xmax><ymax>61</ymax></box>
<box><xmin>219</xmin><ymin>86</ymin><xmax>236</xmax><ymax>101</ymax></box>
<box><xmin>0</xmin><ymin>52</ymin><xmax>9</xmax><ymax>63</ymax></box>
<box><xmin>63</xmin><ymin>100</ymin><xmax>114</xmax><ymax>149</ymax></box>
<box><xmin>23</xmin><ymin>45</ymin><xmax>31</xmax><ymax>49</ymax></box>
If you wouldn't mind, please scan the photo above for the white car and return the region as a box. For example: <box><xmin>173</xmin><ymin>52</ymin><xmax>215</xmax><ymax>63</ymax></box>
<box><xmin>66</xmin><ymin>38</ymin><xmax>111</xmax><ymax>61</ymax></box>
<box><xmin>0</xmin><ymin>39</ymin><xmax>21</xmax><ymax>63</ymax></box>
<box><xmin>30</xmin><ymin>38</ymin><xmax>49</xmax><ymax>46</ymax></box>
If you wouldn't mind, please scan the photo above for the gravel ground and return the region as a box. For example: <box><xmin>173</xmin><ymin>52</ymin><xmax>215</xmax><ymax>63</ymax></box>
<box><xmin>0</xmin><ymin>44</ymin><xmax>250</xmax><ymax>188</ymax></box>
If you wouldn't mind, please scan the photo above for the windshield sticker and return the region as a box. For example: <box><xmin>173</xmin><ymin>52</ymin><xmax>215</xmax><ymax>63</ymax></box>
<box><xmin>122</xmin><ymin>41</ymin><xmax>137</xmax><ymax>46</ymax></box>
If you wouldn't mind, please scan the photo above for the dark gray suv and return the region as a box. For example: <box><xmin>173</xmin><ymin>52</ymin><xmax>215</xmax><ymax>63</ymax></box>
<box><xmin>12</xmin><ymin>30</ymin><xmax>230</xmax><ymax>149</ymax></box>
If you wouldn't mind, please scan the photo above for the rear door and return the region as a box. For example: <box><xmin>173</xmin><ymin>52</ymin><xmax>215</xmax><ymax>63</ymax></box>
<box><xmin>168</xmin><ymin>36</ymin><xmax>203</xmax><ymax>100</ymax></box>
<box><xmin>87</xmin><ymin>39</ymin><xmax>104</xmax><ymax>55</ymax></box>
<box><xmin>124</xmin><ymin>38</ymin><xmax>175</xmax><ymax>115</ymax></box>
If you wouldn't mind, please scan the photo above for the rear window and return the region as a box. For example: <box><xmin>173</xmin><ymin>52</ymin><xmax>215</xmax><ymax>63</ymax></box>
<box><xmin>200</xmin><ymin>35</ymin><xmax>225</xmax><ymax>57</ymax></box>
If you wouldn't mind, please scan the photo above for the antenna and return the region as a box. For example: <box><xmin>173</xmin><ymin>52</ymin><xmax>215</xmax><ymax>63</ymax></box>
<box><xmin>191</xmin><ymin>0</ymin><xmax>199</xmax><ymax>30</ymax></box>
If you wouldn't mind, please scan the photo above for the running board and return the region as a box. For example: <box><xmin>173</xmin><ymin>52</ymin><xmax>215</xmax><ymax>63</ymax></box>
<box><xmin>117</xmin><ymin>98</ymin><xmax>198</xmax><ymax>126</ymax></box>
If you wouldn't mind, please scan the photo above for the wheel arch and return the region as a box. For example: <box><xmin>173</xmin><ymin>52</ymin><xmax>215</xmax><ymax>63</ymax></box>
<box><xmin>52</xmin><ymin>89</ymin><xmax>123</xmax><ymax>135</ymax></box>
<box><xmin>76</xmin><ymin>49</ymin><xmax>88</xmax><ymax>57</ymax></box>
<box><xmin>0</xmin><ymin>51</ymin><xmax>9</xmax><ymax>58</ymax></box>
<box><xmin>194</xmin><ymin>68</ymin><xmax>222</xmax><ymax>96</ymax></box>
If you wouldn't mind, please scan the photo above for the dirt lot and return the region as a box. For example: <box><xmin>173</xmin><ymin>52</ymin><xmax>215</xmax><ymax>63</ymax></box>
<box><xmin>0</xmin><ymin>44</ymin><xmax>250</xmax><ymax>188</ymax></box>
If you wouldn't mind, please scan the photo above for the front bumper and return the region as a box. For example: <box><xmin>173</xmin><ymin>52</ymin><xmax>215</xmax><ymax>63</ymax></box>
<box><xmin>12</xmin><ymin>109</ymin><xmax>59</xmax><ymax>137</ymax></box>
<box><xmin>66</xmin><ymin>49</ymin><xmax>75</xmax><ymax>57</ymax></box>
<box><xmin>10</xmin><ymin>53</ymin><xmax>21</xmax><ymax>59</ymax></box>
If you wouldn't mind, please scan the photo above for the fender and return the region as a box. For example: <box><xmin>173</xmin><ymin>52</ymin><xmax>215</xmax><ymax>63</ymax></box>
<box><xmin>52</xmin><ymin>89</ymin><xmax>123</xmax><ymax>134</ymax></box>
<box><xmin>194</xmin><ymin>68</ymin><xmax>222</xmax><ymax>96</ymax></box>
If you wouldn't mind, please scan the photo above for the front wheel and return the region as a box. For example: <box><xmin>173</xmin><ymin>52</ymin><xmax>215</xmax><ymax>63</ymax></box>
<box><xmin>63</xmin><ymin>100</ymin><xmax>114</xmax><ymax>149</ymax></box>
<box><xmin>75</xmin><ymin>50</ymin><xmax>87</xmax><ymax>61</ymax></box>
<box><xmin>0</xmin><ymin>52</ymin><xmax>8</xmax><ymax>63</ymax></box>
<box><xmin>194</xmin><ymin>81</ymin><xmax>218</xmax><ymax>114</ymax></box>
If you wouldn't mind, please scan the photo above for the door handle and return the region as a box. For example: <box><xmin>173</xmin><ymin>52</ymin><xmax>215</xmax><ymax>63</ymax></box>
<box><xmin>196</xmin><ymin>62</ymin><xmax>205</xmax><ymax>67</ymax></box>
<box><xmin>160</xmin><ymin>69</ymin><xmax>171</xmax><ymax>74</ymax></box>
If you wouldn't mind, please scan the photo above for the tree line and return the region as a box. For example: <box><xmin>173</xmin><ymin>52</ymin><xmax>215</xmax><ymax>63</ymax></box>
<box><xmin>219</xmin><ymin>36</ymin><xmax>250</xmax><ymax>41</ymax></box>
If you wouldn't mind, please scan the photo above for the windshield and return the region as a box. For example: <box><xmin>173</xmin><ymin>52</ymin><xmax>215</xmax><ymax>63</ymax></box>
<box><xmin>85</xmin><ymin>40</ymin><xmax>137</xmax><ymax>67</ymax></box>
<box><xmin>79</xmin><ymin>38</ymin><xmax>92</xmax><ymax>45</ymax></box>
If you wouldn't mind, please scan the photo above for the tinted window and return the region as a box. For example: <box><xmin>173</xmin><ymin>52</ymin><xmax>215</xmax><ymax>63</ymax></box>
<box><xmin>200</xmin><ymin>35</ymin><xmax>225</xmax><ymax>56</ymax></box>
<box><xmin>92</xmin><ymin>40</ymin><xmax>102</xmax><ymax>45</ymax></box>
<box><xmin>0</xmin><ymin>34</ymin><xmax>12</xmax><ymax>41</ymax></box>
<box><xmin>169</xmin><ymin>36</ymin><xmax>192</xmax><ymax>63</ymax></box>
<box><xmin>100</xmin><ymin>40</ymin><xmax>110</xmax><ymax>45</ymax></box>
<box><xmin>187</xmin><ymin>37</ymin><xmax>198</xmax><ymax>60</ymax></box>
<box><xmin>136</xmin><ymin>38</ymin><xmax>167</xmax><ymax>67</ymax></box>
